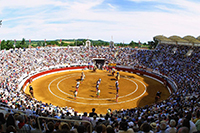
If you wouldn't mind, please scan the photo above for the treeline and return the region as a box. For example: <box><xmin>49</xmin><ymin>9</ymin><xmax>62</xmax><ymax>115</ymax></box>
<box><xmin>0</xmin><ymin>38</ymin><xmax>158</xmax><ymax>50</ymax></box>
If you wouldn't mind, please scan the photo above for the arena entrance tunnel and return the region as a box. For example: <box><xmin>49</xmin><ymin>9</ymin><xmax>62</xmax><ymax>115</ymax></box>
<box><xmin>92</xmin><ymin>58</ymin><xmax>105</xmax><ymax>70</ymax></box>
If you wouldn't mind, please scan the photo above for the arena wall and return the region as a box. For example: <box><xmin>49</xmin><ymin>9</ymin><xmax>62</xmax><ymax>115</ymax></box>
<box><xmin>22</xmin><ymin>65</ymin><xmax>175</xmax><ymax>95</ymax></box>
<box><xmin>21</xmin><ymin>65</ymin><xmax>89</xmax><ymax>91</ymax></box>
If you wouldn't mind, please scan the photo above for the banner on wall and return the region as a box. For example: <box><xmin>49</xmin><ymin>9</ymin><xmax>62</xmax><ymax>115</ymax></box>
<box><xmin>108</xmin><ymin>63</ymin><xmax>116</xmax><ymax>66</ymax></box>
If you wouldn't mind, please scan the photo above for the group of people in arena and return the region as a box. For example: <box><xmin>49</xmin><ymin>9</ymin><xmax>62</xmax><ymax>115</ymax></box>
<box><xmin>74</xmin><ymin>68</ymin><xmax>121</xmax><ymax>100</ymax></box>
<box><xmin>74</xmin><ymin>71</ymin><xmax>85</xmax><ymax>99</ymax></box>
<box><xmin>96</xmin><ymin>78</ymin><xmax>101</xmax><ymax>98</ymax></box>
<box><xmin>74</xmin><ymin>71</ymin><xmax>103</xmax><ymax>99</ymax></box>
<box><xmin>0</xmin><ymin>43</ymin><xmax>199</xmax><ymax>132</ymax></box>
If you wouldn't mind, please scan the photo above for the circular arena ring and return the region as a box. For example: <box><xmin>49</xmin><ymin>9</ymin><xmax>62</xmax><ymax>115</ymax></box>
<box><xmin>24</xmin><ymin>67</ymin><xmax>170</xmax><ymax>114</ymax></box>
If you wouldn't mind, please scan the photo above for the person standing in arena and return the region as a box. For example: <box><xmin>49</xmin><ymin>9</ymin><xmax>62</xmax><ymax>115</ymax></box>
<box><xmin>116</xmin><ymin>72</ymin><xmax>120</xmax><ymax>80</ymax></box>
<box><xmin>112</xmin><ymin>69</ymin><xmax>115</xmax><ymax>76</ymax></box>
<box><xmin>115</xmin><ymin>80</ymin><xmax>119</xmax><ymax>94</ymax></box>
<box><xmin>76</xmin><ymin>81</ymin><xmax>80</xmax><ymax>91</ymax></box>
<box><xmin>93</xmin><ymin>65</ymin><xmax>97</xmax><ymax>72</ymax></box>
<box><xmin>98</xmin><ymin>78</ymin><xmax>102</xmax><ymax>84</ymax></box>
<box><xmin>81</xmin><ymin>71</ymin><xmax>85</xmax><ymax>81</ymax></box>
<box><xmin>116</xmin><ymin>93</ymin><xmax>119</xmax><ymax>102</ymax></box>
<box><xmin>96</xmin><ymin>83</ymin><xmax>99</xmax><ymax>92</ymax></box>
<box><xmin>116</xmin><ymin>86</ymin><xmax>119</xmax><ymax>95</ymax></box>
<box><xmin>29</xmin><ymin>84</ymin><xmax>34</xmax><ymax>98</ymax></box>
<box><xmin>74</xmin><ymin>90</ymin><xmax>78</xmax><ymax>100</ymax></box>
<box><xmin>97</xmin><ymin>89</ymin><xmax>100</xmax><ymax>98</ymax></box>
<box><xmin>96</xmin><ymin>79</ymin><xmax>100</xmax><ymax>85</ymax></box>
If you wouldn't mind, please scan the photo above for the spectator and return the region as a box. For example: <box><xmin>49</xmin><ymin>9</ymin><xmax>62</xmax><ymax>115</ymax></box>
<box><xmin>166</xmin><ymin>119</ymin><xmax>177</xmax><ymax>133</ymax></box>
<box><xmin>0</xmin><ymin>112</ymin><xmax>6</xmax><ymax>132</ymax></box>
<box><xmin>0</xmin><ymin>122</ymin><xmax>3</xmax><ymax>133</ymax></box>
<box><xmin>89</xmin><ymin>108</ymin><xmax>98</xmax><ymax>117</ymax></box>
<box><xmin>70</xmin><ymin>121</ymin><xmax>79</xmax><ymax>133</ymax></box>
<box><xmin>178</xmin><ymin>127</ymin><xmax>189</xmax><ymax>133</ymax></box>
<box><xmin>0</xmin><ymin>112</ymin><xmax>6</xmax><ymax>125</ymax></box>
<box><xmin>95</xmin><ymin>125</ymin><xmax>102</xmax><ymax>133</ymax></box>
<box><xmin>82</xmin><ymin>112</ymin><xmax>91</xmax><ymax>122</ymax></box>
<box><xmin>158</xmin><ymin>121</ymin><xmax>167</xmax><ymax>133</ymax></box>
<box><xmin>119</xmin><ymin>119</ymin><xmax>134</xmax><ymax>133</ymax></box>
<box><xmin>6</xmin><ymin>114</ymin><xmax>16</xmax><ymax>129</ymax></box>
<box><xmin>150</xmin><ymin>122</ymin><xmax>157</xmax><ymax>133</ymax></box>
<box><xmin>26</xmin><ymin>106</ymin><xmax>33</xmax><ymax>116</ymax></box>
<box><xmin>71</xmin><ymin>112</ymin><xmax>80</xmax><ymax>120</ymax></box>
<box><xmin>140</xmin><ymin>122</ymin><xmax>153</xmax><ymax>133</ymax></box>
<box><xmin>77</xmin><ymin>125</ymin><xmax>85</xmax><ymax>133</ymax></box>
<box><xmin>91</xmin><ymin>115</ymin><xmax>98</xmax><ymax>129</ymax></box>
<box><xmin>17</xmin><ymin>115</ymin><xmax>31</xmax><ymax>133</ymax></box>
<box><xmin>58</xmin><ymin>122</ymin><xmax>71</xmax><ymax>132</ymax></box>
<box><xmin>46</xmin><ymin>121</ymin><xmax>55</xmax><ymax>133</ymax></box>
<box><xmin>6</xmin><ymin>125</ymin><xmax>16</xmax><ymax>133</ymax></box>
<box><xmin>106</xmin><ymin>125</ymin><xmax>115</xmax><ymax>133</ymax></box>
<box><xmin>193</xmin><ymin>111</ymin><xmax>200</xmax><ymax>124</ymax></box>
<box><xmin>185</xmin><ymin>114</ymin><xmax>197</xmax><ymax>133</ymax></box>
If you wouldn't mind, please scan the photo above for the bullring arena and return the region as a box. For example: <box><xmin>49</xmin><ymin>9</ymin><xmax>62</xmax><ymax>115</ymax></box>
<box><xmin>0</xmin><ymin>40</ymin><xmax>199</xmax><ymax>132</ymax></box>
<box><xmin>24</xmin><ymin>67</ymin><xmax>170</xmax><ymax>114</ymax></box>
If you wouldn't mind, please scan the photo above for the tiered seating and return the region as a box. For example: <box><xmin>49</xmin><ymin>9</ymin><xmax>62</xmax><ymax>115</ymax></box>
<box><xmin>0</xmin><ymin>44</ymin><xmax>199</xmax><ymax>133</ymax></box>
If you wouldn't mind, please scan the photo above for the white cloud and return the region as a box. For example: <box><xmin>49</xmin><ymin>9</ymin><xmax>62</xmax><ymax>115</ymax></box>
<box><xmin>107</xmin><ymin>3</ymin><xmax>116</xmax><ymax>10</ymax></box>
<box><xmin>171</xmin><ymin>0</ymin><xmax>200</xmax><ymax>14</ymax></box>
<box><xmin>129</xmin><ymin>0</ymin><xmax>200</xmax><ymax>14</ymax></box>
<box><xmin>0</xmin><ymin>0</ymin><xmax>200</xmax><ymax>43</ymax></box>
<box><xmin>128</xmin><ymin>0</ymin><xmax>157</xmax><ymax>2</ymax></box>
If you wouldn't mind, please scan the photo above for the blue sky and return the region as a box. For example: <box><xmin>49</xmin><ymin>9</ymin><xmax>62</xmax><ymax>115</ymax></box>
<box><xmin>0</xmin><ymin>0</ymin><xmax>200</xmax><ymax>43</ymax></box>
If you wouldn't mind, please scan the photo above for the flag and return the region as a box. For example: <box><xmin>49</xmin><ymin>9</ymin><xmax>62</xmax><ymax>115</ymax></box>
<box><xmin>0</xmin><ymin>39</ymin><xmax>1</xmax><ymax>44</ymax></box>
<box><xmin>29</xmin><ymin>39</ymin><xmax>31</xmax><ymax>43</ymax></box>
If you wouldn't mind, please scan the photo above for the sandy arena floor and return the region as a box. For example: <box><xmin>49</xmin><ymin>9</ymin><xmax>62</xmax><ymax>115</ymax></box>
<box><xmin>25</xmin><ymin>69</ymin><xmax>170</xmax><ymax>114</ymax></box>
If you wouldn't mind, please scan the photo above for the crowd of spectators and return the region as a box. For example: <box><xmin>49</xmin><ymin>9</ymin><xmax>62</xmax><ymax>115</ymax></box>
<box><xmin>0</xmin><ymin>44</ymin><xmax>199</xmax><ymax>133</ymax></box>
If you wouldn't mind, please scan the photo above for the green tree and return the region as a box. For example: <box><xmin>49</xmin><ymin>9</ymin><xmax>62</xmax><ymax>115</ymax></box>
<box><xmin>104</xmin><ymin>42</ymin><xmax>109</xmax><ymax>46</ymax></box>
<box><xmin>37</xmin><ymin>42</ymin><xmax>43</xmax><ymax>47</ymax></box>
<box><xmin>0</xmin><ymin>40</ymin><xmax>6</xmax><ymax>50</ymax></box>
<box><xmin>148</xmin><ymin>40</ymin><xmax>158</xmax><ymax>49</ymax></box>
<box><xmin>69</xmin><ymin>43</ymin><xmax>75</xmax><ymax>46</ymax></box>
<box><xmin>129</xmin><ymin>41</ymin><xmax>139</xmax><ymax>48</ymax></box>
<box><xmin>6</xmin><ymin>40</ymin><xmax>14</xmax><ymax>49</ymax></box>
<box><xmin>129</xmin><ymin>41</ymin><xmax>135</xmax><ymax>47</ymax></box>
<box><xmin>74</xmin><ymin>40</ymin><xmax>83</xmax><ymax>46</ymax></box>
<box><xmin>15</xmin><ymin>38</ymin><xmax>27</xmax><ymax>48</ymax></box>
<box><xmin>50</xmin><ymin>41</ymin><xmax>56</xmax><ymax>45</ymax></box>
<box><xmin>21</xmin><ymin>38</ymin><xmax>26</xmax><ymax>46</ymax></box>
<box><xmin>78</xmin><ymin>41</ymin><xmax>83</xmax><ymax>46</ymax></box>
<box><xmin>83</xmin><ymin>39</ymin><xmax>87</xmax><ymax>46</ymax></box>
